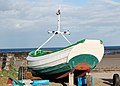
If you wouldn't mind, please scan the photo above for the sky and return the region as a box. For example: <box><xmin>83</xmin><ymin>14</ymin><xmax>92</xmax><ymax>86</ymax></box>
<box><xmin>0</xmin><ymin>0</ymin><xmax>120</xmax><ymax>48</ymax></box>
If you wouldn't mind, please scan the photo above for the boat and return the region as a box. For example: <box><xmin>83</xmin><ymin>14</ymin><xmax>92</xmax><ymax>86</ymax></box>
<box><xmin>26</xmin><ymin>9</ymin><xmax>104</xmax><ymax>79</ymax></box>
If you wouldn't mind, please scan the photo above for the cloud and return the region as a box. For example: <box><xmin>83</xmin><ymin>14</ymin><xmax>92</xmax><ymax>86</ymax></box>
<box><xmin>0</xmin><ymin>0</ymin><xmax>12</xmax><ymax>11</ymax></box>
<box><xmin>105</xmin><ymin>0</ymin><xmax>120</xmax><ymax>5</ymax></box>
<box><xmin>0</xmin><ymin>0</ymin><xmax>120</xmax><ymax>48</ymax></box>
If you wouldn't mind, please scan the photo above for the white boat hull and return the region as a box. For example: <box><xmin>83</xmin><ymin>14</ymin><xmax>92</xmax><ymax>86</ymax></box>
<box><xmin>27</xmin><ymin>39</ymin><xmax>104</xmax><ymax>69</ymax></box>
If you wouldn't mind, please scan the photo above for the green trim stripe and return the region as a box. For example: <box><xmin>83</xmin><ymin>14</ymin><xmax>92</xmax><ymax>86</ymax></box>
<box><xmin>29</xmin><ymin>39</ymin><xmax>86</xmax><ymax>57</ymax></box>
<box><xmin>28</xmin><ymin>63</ymin><xmax>72</xmax><ymax>75</ymax></box>
<box><xmin>68</xmin><ymin>54</ymin><xmax>99</xmax><ymax>68</ymax></box>
<box><xmin>28</xmin><ymin>54</ymin><xmax>99</xmax><ymax>75</ymax></box>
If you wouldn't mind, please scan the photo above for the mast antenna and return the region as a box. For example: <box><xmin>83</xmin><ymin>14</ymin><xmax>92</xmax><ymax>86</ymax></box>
<box><xmin>36</xmin><ymin>8</ymin><xmax>72</xmax><ymax>53</ymax></box>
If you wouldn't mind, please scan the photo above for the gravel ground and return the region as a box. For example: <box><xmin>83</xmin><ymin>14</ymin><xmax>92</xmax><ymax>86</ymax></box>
<box><xmin>1</xmin><ymin>54</ymin><xmax>120</xmax><ymax>86</ymax></box>
<box><xmin>49</xmin><ymin>71</ymin><xmax>120</xmax><ymax>86</ymax></box>
<box><xmin>92</xmin><ymin>71</ymin><xmax>120</xmax><ymax>86</ymax></box>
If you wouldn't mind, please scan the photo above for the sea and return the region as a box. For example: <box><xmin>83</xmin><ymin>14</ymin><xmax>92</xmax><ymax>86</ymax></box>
<box><xmin>0</xmin><ymin>46</ymin><xmax>120</xmax><ymax>55</ymax></box>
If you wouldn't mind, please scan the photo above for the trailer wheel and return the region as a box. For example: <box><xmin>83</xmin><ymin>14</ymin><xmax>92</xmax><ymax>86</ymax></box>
<box><xmin>113</xmin><ymin>74</ymin><xmax>120</xmax><ymax>86</ymax></box>
<box><xmin>18</xmin><ymin>66</ymin><xmax>26</xmax><ymax>80</ymax></box>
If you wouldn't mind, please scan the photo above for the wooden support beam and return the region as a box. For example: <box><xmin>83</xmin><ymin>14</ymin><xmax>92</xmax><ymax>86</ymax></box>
<box><xmin>86</xmin><ymin>73</ymin><xmax>92</xmax><ymax>86</ymax></box>
<box><xmin>25</xmin><ymin>71</ymin><xmax>42</xmax><ymax>80</ymax></box>
<box><xmin>69</xmin><ymin>73</ymin><xmax>74</xmax><ymax>86</ymax></box>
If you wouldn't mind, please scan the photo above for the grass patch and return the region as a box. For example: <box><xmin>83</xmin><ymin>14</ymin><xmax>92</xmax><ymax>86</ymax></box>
<box><xmin>0</xmin><ymin>63</ymin><xmax>18</xmax><ymax>86</ymax></box>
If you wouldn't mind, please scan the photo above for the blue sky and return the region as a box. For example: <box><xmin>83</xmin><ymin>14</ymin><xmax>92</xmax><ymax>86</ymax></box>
<box><xmin>113</xmin><ymin>0</ymin><xmax>120</xmax><ymax>2</ymax></box>
<box><xmin>63</xmin><ymin>0</ymin><xmax>89</xmax><ymax>5</ymax></box>
<box><xmin>0</xmin><ymin>0</ymin><xmax>120</xmax><ymax>48</ymax></box>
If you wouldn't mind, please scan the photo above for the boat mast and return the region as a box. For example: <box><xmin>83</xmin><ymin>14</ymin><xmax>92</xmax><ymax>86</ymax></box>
<box><xmin>57</xmin><ymin>9</ymin><xmax>61</xmax><ymax>32</ymax></box>
<box><xmin>36</xmin><ymin>9</ymin><xmax>71</xmax><ymax>52</ymax></box>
